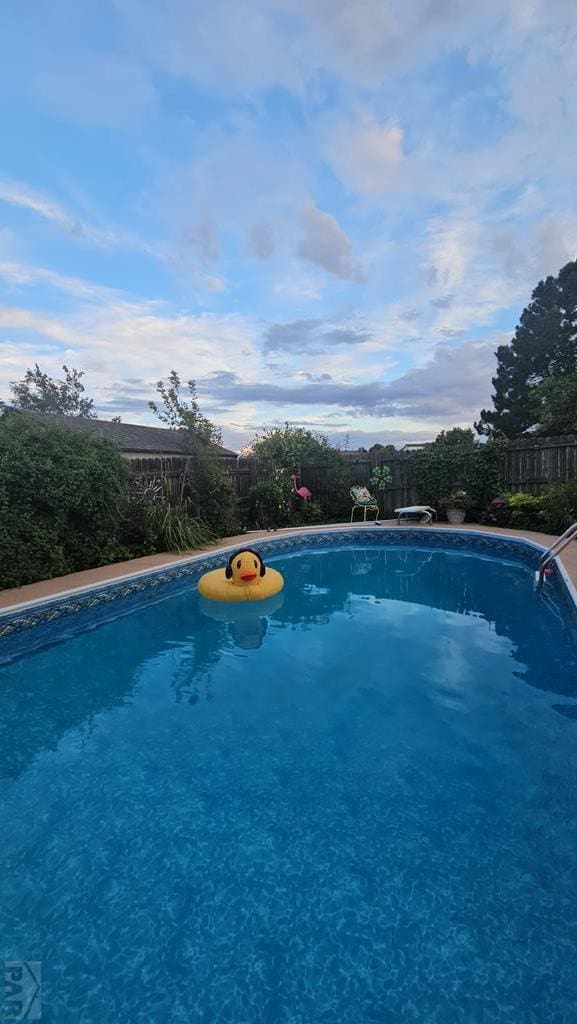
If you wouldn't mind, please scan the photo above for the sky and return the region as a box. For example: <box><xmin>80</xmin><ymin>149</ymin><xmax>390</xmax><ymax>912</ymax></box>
<box><xmin>0</xmin><ymin>0</ymin><xmax>576</xmax><ymax>451</ymax></box>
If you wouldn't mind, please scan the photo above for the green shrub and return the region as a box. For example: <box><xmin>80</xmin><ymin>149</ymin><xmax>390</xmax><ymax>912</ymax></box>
<box><xmin>0</xmin><ymin>412</ymin><xmax>218</xmax><ymax>589</ymax></box>
<box><xmin>0</xmin><ymin>412</ymin><xmax>139</xmax><ymax>588</ymax></box>
<box><xmin>482</xmin><ymin>484</ymin><xmax>577</xmax><ymax>535</ymax></box>
<box><xmin>291</xmin><ymin>499</ymin><xmax>323</xmax><ymax>526</ymax></box>
<box><xmin>539</xmin><ymin>482</ymin><xmax>577</xmax><ymax>534</ymax></box>
<box><xmin>145</xmin><ymin>501</ymin><xmax>214</xmax><ymax>552</ymax></box>
<box><xmin>248</xmin><ymin>471</ymin><xmax>292</xmax><ymax>530</ymax></box>
<box><xmin>187</xmin><ymin>438</ymin><xmax>238</xmax><ymax>536</ymax></box>
<box><xmin>504</xmin><ymin>492</ymin><xmax>545</xmax><ymax>530</ymax></box>
<box><xmin>0</xmin><ymin>507</ymin><xmax>68</xmax><ymax>588</ymax></box>
<box><xmin>247</xmin><ymin>425</ymin><xmax>351</xmax><ymax>527</ymax></box>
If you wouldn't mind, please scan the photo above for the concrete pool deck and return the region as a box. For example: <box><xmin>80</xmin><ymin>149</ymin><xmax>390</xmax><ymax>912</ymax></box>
<box><xmin>1</xmin><ymin>521</ymin><xmax>576</xmax><ymax>612</ymax></box>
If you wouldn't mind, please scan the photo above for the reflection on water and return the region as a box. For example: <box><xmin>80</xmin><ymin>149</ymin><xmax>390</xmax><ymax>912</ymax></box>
<box><xmin>199</xmin><ymin>592</ymin><xmax>285</xmax><ymax>651</ymax></box>
<box><xmin>2</xmin><ymin>545</ymin><xmax>577</xmax><ymax>1023</ymax></box>
<box><xmin>0</xmin><ymin>546</ymin><xmax>576</xmax><ymax>782</ymax></box>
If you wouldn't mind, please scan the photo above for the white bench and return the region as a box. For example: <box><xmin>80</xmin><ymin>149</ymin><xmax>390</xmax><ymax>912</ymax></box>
<box><xmin>394</xmin><ymin>505</ymin><xmax>437</xmax><ymax>525</ymax></box>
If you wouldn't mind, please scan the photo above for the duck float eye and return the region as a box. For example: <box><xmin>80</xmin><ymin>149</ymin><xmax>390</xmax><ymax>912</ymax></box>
<box><xmin>199</xmin><ymin>548</ymin><xmax>284</xmax><ymax>603</ymax></box>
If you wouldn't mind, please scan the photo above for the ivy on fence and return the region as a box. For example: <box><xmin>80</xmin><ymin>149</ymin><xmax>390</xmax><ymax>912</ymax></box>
<box><xmin>406</xmin><ymin>436</ymin><xmax>507</xmax><ymax>511</ymax></box>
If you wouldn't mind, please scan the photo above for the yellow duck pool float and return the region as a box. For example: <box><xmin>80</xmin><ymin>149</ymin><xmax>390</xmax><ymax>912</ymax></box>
<box><xmin>198</xmin><ymin>548</ymin><xmax>284</xmax><ymax>602</ymax></box>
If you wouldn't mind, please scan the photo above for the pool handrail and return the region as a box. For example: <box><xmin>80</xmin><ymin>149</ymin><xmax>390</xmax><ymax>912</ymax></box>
<box><xmin>535</xmin><ymin>521</ymin><xmax>577</xmax><ymax>589</ymax></box>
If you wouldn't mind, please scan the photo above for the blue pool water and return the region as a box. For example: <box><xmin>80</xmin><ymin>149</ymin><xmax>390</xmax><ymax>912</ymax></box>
<box><xmin>1</xmin><ymin>542</ymin><xmax>577</xmax><ymax>1023</ymax></box>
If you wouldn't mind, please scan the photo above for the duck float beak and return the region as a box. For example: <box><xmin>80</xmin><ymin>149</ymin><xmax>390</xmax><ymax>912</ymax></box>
<box><xmin>241</xmin><ymin>572</ymin><xmax>258</xmax><ymax>581</ymax></box>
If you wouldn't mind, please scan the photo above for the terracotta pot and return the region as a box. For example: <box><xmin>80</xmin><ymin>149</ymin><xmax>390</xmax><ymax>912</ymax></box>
<box><xmin>446</xmin><ymin>508</ymin><xmax>466</xmax><ymax>525</ymax></box>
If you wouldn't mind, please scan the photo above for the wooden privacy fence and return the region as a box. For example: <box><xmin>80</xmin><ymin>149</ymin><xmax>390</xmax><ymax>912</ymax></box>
<box><xmin>341</xmin><ymin>450</ymin><xmax>417</xmax><ymax>510</ymax></box>
<box><xmin>130</xmin><ymin>455</ymin><xmax>192</xmax><ymax>504</ymax></box>
<box><xmin>129</xmin><ymin>454</ymin><xmax>258</xmax><ymax>506</ymax></box>
<box><xmin>129</xmin><ymin>435</ymin><xmax>577</xmax><ymax>514</ymax></box>
<box><xmin>129</xmin><ymin>451</ymin><xmax>417</xmax><ymax>514</ymax></box>
<box><xmin>341</xmin><ymin>437</ymin><xmax>577</xmax><ymax>504</ymax></box>
<box><xmin>505</xmin><ymin>435</ymin><xmax>577</xmax><ymax>493</ymax></box>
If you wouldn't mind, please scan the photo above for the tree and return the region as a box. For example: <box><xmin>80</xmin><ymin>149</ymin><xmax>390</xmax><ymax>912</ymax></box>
<box><xmin>433</xmin><ymin>427</ymin><xmax>477</xmax><ymax>449</ymax></box>
<box><xmin>8</xmin><ymin>364</ymin><xmax>96</xmax><ymax>417</ymax></box>
<box><xmin>476</xmin><ymin>260</ymin><xmax>577</xmax><ymax>437</ymax></box>
<box><xmin>148</xmin><ymin>370</ymin><xmax>221</xmax><ymax>444</ymax></box>
<box><xmin>149</xmin><ymin>371</ymin><xmax>236</xmax><ymax>534</ymax></box>
<box><xmin>535</xmin><ymin>376</ymin><xmax>577</xmax><ymax>436</ymax></box>
<box><xmin>369</xmin><ymin>443</ymin><xmax>396</xmax><ymax>453</ymax></box>
<box><xmin>251</xmin><ymin>424</ymin><xmax>339</xmax><ymax>470</ymax></box>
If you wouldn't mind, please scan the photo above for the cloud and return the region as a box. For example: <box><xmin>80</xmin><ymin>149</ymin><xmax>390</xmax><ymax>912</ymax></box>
<box><xmin>0</xmin><ymin>180</ymin><xmax>99</xmax><ymax>239</ymax></box>
<box><xmin>419</xmin><ymin>204</ymin><xmax>570</xmax><ymax>339</ymax></box>
<box><xmin>379</xmin><ymin>340</ymin><xmax>495</xmax><ymax>419</ymax></box>
<box><xmin>158</xmin><ymin>126</ymin><xmax>311</xmax><ymax>274</ymax></box>
<box><xmin>295</xmin><ymin>371</ymin><xmax>333</xmax><ymax>382</ymax></box>
<box><xmin>36</xmin><ymin>55</ymin><xmax>154</xmax><ymax>127</ymax></box>
<box><xmin>249</xmin><ymin>223</ymin><xmax>275</xmax><ymax>260</ymax></box>
<box><xmin>115</xmin><ymin>0</ymin><xmax>305</xmax><ymax>96</ymax></box>
<box><xmin>197</xmin><ymin>273</ymin><xmax>229</xmax><ymax>294</ymax></box>
<box><xmin>324</xmin><ymin>113</ymin><xmax>404</xmax><ymax>196</ymax></box>
<box><xmin>263</xmin><ymin>318</ymin><xmax>370</xmax><ymax>354</ymax></box>
<box><xmin>0</xmin><ymin>294</ymin><xmax>263</xmax><ymax>416</ymax></box>
<box><xmin>297</xmin><ymin>202</ymin><xmax>365</xmax><ymax>281</ymax></box>
<box><xmin>425</xmin><ymin>213</ymin><xmax>477</xmax><ymax>294</ymax></box>
<box><xmin>0</xmin><ymin>260</ymin><xmax>129</xmax><ymax>303</ymax></box>
<box><xmin>199</xmin><ymin>340</ymin><xmax>496</xmax><ymax>422</ymax></box>
<box><xmin>183</xmin><ymin>219</ymin><xmax>220</xmax><ymax>261</ymax></box>
<box><xmin>114</xmin><ymin>0</ymin><xmax>500</xmax><ymax>97</ymax></box>
<box><xmin>0</xmin><ymin>178</ymin><xmax>158</xmax><ymax>256</ymax></box>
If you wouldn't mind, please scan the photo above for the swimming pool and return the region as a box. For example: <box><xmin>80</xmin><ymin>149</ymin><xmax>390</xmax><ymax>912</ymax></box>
<box><xmin>1</xmin><ymin>530</ymin><xmax>577</xmax><ymax>1023</ymax></box>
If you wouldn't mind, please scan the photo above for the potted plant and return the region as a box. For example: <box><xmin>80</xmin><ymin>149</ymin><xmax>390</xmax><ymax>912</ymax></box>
<box><xmin>440</xmin><ymin>490</ymin><xmax>471</xmax><ymax>525</ymax></box>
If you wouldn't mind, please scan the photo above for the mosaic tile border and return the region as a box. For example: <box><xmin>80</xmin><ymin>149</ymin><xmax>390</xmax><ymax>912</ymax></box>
<box><xmin>0</xmin><ymin>527</ymin><xmax>571</xmax><ymax>647</ymax></box>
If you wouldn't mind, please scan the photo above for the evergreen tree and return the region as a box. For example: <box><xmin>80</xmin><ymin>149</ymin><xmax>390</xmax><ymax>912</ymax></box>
<box><xmin>433</xmin><ymin>427</ymin><xmax>477</xmax><ymax>449</ymax></box>
<box><xmin>535</xmin><ymin>376</ymin><xmax>577</xmax><ymax>436</ymax></box>
<box><xmin>476</xmin><ymin>260</ymin><xmax>577</xmax><ymax>437</ymax></box>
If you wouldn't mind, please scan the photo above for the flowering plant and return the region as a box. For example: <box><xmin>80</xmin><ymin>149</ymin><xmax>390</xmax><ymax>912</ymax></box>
<box><xmin>483</xmin><ymin>496</ymin><xmax>508</xmax><ymax>525</ymax></box>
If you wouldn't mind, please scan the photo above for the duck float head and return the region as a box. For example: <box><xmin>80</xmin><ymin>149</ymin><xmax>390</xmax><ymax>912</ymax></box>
<box><xmin>198</xmin><ymin>548</ymin><xmax>284</xmax><ymax>603</ymax></box>
<box><xmin>225</xmin><ymin>548</ymin><xmax>266</xmax><ymax>586</ymax></box>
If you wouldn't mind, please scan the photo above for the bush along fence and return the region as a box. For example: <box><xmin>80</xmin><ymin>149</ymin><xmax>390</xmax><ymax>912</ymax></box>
<box><xmin>130</xmin><ymin>433</ymin><xmax>577</xmax><ymax>522</ymax></box>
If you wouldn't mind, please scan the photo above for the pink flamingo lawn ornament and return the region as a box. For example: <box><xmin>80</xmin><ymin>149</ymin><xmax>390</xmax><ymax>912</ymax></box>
<box><xmin>290</xmin><ymin>473</ymin><xmax>312</xmax><ymax>501</ymax></box>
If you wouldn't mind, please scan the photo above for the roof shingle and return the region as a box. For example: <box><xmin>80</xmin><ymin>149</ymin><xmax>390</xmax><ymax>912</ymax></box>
<box><xmin>10</xmin><ymin>411</ymin><xmax>237</xmax><ymax>456</ymax></box>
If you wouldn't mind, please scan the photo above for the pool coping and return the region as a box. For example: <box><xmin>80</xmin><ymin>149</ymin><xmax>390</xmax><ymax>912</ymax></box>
<box><xmin>1</xmin><ymin>521</ymin><xmax>575</xmax><ymax>619</ymax></box>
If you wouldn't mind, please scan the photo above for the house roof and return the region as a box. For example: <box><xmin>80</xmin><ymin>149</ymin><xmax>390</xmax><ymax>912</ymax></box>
<box><xmin>11</xmin><ymin>411</ymin><xmax>237</xmax><ymax>457</ymax></box>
